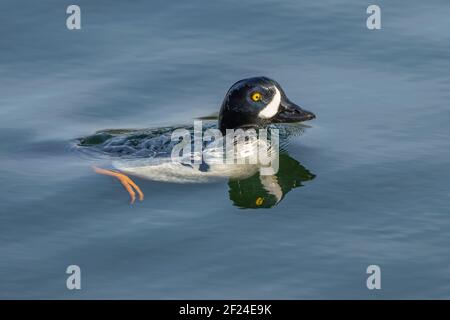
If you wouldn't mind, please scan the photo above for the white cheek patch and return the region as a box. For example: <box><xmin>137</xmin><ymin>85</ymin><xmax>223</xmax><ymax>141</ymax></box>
<box><xmin>258</xmin><ymin>87</ymin><xmax>281</xmax><ymax>119</ymax></box>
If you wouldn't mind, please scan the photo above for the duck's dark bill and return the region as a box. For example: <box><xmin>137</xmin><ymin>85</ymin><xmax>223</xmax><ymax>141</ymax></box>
<box><xmin>273</xmin><ymin>100</ymin><xmax>316</xmax><ymax>123</ymax></box>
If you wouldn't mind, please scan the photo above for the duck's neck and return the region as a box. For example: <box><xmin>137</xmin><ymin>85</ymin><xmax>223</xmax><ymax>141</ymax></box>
<box><xmin>219</xmin><ymin>123</ymin><xmax>263</xmax><ymax>135</ymax></box>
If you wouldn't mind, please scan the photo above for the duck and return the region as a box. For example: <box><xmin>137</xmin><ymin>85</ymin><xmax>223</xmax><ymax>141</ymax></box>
<box><xmin>75</xmin><ymin>77</ymin><xmax>316</xmax><ymax>204</ymax></box>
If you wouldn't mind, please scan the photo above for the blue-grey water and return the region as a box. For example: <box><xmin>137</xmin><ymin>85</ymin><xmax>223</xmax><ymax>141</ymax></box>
<box><xmin>1</xmin><ymin>0</ymin><xmax>450</xmax><ymax>299</ymax></box>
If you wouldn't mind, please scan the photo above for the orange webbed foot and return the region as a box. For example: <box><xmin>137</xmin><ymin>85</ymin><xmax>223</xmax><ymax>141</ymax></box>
<box><xmin>93</xmin><ymin>166</ymin><xmax>144</xmax><ymax>204</ymax></box>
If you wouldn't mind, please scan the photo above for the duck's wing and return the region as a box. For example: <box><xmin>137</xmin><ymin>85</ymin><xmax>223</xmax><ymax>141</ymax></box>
<box><xmin>74</xmin><ymin>126</ymin><xmax>185</xmax><ymax>160</ymax></box>
<box><xmin>73</xmin><ymin>121</ymin><xmax>219</xmax><ymax>160</ymax></box>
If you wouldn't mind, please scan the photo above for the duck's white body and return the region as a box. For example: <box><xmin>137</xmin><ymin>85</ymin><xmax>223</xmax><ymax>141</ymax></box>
<box><xmin>113</xmin><ymin>135</ymin><xmax>271</xmax><ymax>183</ymax></box>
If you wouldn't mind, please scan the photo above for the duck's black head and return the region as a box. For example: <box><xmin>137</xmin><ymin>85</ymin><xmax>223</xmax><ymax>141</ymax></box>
<box><xmin>218</xmin><ymin>77</ymin><xmax>315</xmax><ymax>132</ymax></box>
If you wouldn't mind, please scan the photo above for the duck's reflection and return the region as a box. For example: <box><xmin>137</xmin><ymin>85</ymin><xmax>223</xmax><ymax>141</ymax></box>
<box><xmin>228</xmin><ymin>153</ymin><xmax>315</xmax><ymax>209</ymax></box>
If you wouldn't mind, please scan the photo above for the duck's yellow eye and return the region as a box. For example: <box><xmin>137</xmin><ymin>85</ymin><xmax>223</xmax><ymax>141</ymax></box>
<box><xmin>251</xmin><ymin>92</ymin><xmax>262</xmax><ymax>102</ymax></box>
